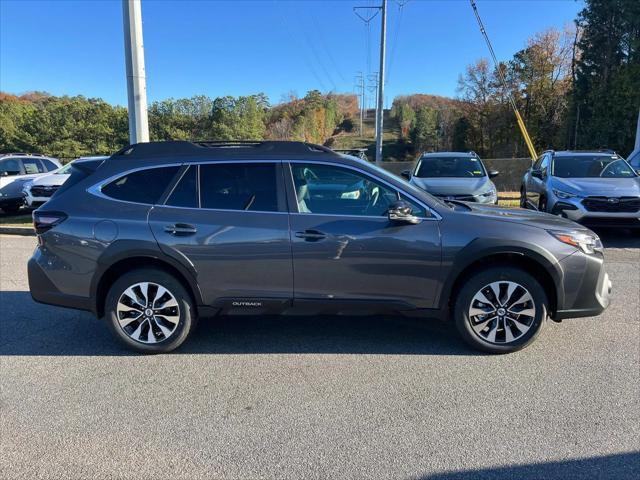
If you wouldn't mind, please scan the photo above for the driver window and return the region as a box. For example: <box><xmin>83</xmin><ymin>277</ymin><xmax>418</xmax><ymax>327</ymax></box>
<box><xmin>540</xmin><ymin>155</ymin><xmax>550</xmax><ymax>176</ymax></box>
<box><xmin>0</xmin><ymin>159</ymin><xmax>22</xmax><ymax>176</ymax></box>
<box><xmin>291</xmin><ymin>163</ymin><xmax>425</xmax><ymax>217</ymax></box>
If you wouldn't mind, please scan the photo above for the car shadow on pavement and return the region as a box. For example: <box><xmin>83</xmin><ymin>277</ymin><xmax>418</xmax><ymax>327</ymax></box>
<box><xmin>0</xmin><ymin>291</ymin><xmax>475</xmax><ymax>357</ymax></box>
<box><xmin>419</xmin><ymin>451</ymin><xmax>640</xmax><ymax>480</ymax></box>
<box><xmin>592</xmin><ymin>228</ymin><xmax>640</xmax><ymax>249</ymax></box>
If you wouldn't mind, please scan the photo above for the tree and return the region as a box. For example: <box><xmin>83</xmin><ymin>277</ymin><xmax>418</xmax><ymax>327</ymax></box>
<box><xmin>569</xmin><ymin>0</ymin><xmax>640</xmax><ymax>155</ymax></box>
<box><xmin>411</xmin><ymin>106</ymin><xmax>438</xmax><ymax>153</ymax></box>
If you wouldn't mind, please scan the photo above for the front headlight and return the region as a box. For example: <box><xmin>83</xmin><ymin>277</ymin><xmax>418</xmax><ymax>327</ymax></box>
<box><xmin>552</xmin><ymin>189</ymin><xmax>578</xmax><ymax>199</ymax></box>
<box><xmin>22</xmin><ymin>180</ymin><xmax>33</xmax><ymax>194</ymax></box>
<box><xmin>476</xmin><ymin>188</ymin><xmax>497</xmax><ymax>201</ymax></box>
<box><xmin>548</xmin><ymin>230</ymin><xmax>603</xmax><ymax>254</ymax></box>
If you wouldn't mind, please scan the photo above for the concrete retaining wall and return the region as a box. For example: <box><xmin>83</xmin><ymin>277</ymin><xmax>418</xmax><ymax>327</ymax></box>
<box><xmin>380</xmin><ymin>158</ymin><xmax>531</xmax><ymax>192</ymax></box>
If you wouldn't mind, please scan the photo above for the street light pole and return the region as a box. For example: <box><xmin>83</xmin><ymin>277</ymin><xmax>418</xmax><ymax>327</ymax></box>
<box><xmin>375</xmin><ymin>0</ymin><xmax>387</xmax><ymax>166</ymax></box>
<box><xmin>122</xmin><ymin>0</ymin><xmax>149</xmax><ymax>144</ymax></box>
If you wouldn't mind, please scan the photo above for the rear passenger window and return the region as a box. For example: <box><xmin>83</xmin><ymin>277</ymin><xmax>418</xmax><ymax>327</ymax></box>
<box><xmin>102</xmin><ymin>166</ymin><xmax>180</xmax><ymax>204</ymax></box>
<box><xmin>200</xmin><ymin>163</ymin><xmax>278</xmax><ymax>212</ymax></box>
<box><xmin>166</xmin><ymin>166</ymin><xmax>198</xmax><ymax>208</ymax></box>
<box><xmin>22</xmin><ymin>158</ymin><xmax>44</xmax><ymax>174</ymax></box>
<box><xmin>42</xmin><ymin>159</ymin><xmax>59</xmax><ymax>171</ymax></box>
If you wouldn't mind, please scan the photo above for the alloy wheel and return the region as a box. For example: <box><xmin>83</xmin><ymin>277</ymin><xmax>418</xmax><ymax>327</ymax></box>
<box><xmin>116</xmin><ymin>282</ymin><xmax>180</xmax><ymax>344</ymax></box>
<box><xmin>468</xmin><ymin>281</ymin><xmax>536</xmax><ymax>344</ymax></box>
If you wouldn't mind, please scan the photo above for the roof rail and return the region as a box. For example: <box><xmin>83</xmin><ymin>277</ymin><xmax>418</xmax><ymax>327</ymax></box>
<box><xmin>112</xmin><ymin>140</ymin><xmax>339</xmax><ymax>158</ymax></box>
<box><xmin>562</xmin><ymin>149</ymin><xmax>617</xmax><ymax>155</ymax></box>
<box><xmin>468</xmin><ymin>150</ymin><xmax>478</xmax><ymax>157</ymax></box>
<box><xmin>1</xmin><ymin>152</ymin><xmax>46</xmax><ymax>157</ymax></box>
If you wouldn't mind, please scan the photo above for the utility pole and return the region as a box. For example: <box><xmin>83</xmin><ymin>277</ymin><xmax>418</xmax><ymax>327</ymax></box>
<box><xmin>368</xmin><ymin>73</ymin><xmax>379</xmax><ymax>142</ymax></box>
<box><xmin>375</xmin><ymin>0</ymin><xmax>387</xmax><ymax>166</ymax></box>
<box><xmin>355</xmin><ymin>73</ymin><xmax>365</xmax><ymax>136</ymax></box>
<box><xmin>354</xmin><ymin>2</ymin><xmax>387</xmax><ymax>165</ymax></box>
<box><xmin>635</xmin><ymin>109</ymin><xmax>640</xmax><ymax>152</ymax></box>
<box><xmin>123</xmin><ymin>0</ymin><xmax>149</xmax><ymax>144</ymax></box>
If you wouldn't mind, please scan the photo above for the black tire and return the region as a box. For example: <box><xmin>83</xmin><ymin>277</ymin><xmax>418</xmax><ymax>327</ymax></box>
<box><xmin>538</xmin><ymin>196</ymin><xmax>547</xmax><ymax>212</ymax></box>
<box><xmin>2</xmin><ymin>204</ymin><xmax>21</xmax><ymax>215</ymax></box>
<box><xmin>519</xmin><ymin>187</ymin><xmax>527</xmax><ymax>208</ymax></box>
<box><xmin>104</xmin><ymin>268</ymin><xmax>196</xmax><ymax>353</ymax></box>
<box><xmin>454</xmin><ymin>267</ymin><xmax>548</xmax><ymax>354</ymax></box>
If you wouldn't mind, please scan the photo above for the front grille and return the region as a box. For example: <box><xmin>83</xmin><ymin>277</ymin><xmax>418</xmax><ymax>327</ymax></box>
<box><xmin>581</xmin><ymin>196</ymin><xmax>640</xmax><ymax>213</ymax></box>
<box><xmin>435</xmin><ymin>194</ymin><xmax>476</xmax><ymax>202</ymax></box>
<box><xmin>30</xmin><ymin>185</ymin><xmax>60</xmax><ymax>198</ymax></box>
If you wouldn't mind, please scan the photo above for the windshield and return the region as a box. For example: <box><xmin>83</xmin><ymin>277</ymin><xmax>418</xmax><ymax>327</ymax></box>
<box><xmin>552</xmin><ymin>156</ymin><xmax>637</xmax><ymax>178</ymax></box>
<box><xmin>55</xmin><ymin>163</ymin><xmax>73</xmax><ymax>175</ymax></box>
<box><xmin>415</xmin><ymin>156</ymin><xmax>486</xmax><ymax>178</ymax></box>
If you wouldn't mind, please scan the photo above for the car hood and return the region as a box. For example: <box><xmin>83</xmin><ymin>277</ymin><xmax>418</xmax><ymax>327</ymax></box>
<box><xmin>411</xmin><ymin>176</ymin><xmax>492</xmax><ymax>195</ymax></box>
<box><xmin>551</xmin><ymin>177</ymin><xmax>640</xmax><ymax>196</ymax></box>
<box><xmin>30</xmin><ymin>172</ymin><xmax>70</xmax><ymax>187</ymax></box>
<box><xmin>458</xmin><ymin>202</ymin><xmax>585</xmax><ymax>231</ymax></box>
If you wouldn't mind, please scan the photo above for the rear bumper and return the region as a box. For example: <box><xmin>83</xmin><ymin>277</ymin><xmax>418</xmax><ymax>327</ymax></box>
<box><xmin>28</xmin><ymin>255</ymin><xmax>94</xmax><ymax>313</ymax></box>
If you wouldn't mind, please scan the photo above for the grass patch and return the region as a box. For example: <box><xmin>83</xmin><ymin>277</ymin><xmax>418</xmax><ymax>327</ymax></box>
<box><xmin>0</xmin><ymin>213</ymin><xmax>32</xmax><ymax>227</ymax></box>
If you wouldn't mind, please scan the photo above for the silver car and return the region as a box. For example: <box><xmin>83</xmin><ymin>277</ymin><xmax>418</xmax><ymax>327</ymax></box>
<box><xmin>521</xmin><ymin>150</ymin><xmax>640</xmax><ymax>229</ymax></box>
<box><xmin>403</xmin><ymin>152</ymin><xmax>499</xmax><ymax>204</ymax></box>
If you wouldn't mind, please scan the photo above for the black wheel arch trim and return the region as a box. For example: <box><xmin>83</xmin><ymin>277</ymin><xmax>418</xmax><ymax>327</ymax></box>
<box><xmin>91</xmin><ymin>239</ymin><xmax>204</xmax><ymax>313</ymax></box>
<box><xmin>437</xmin><ymin>237</ymin><xmax>565</xmax><ymax>314</ymax></box>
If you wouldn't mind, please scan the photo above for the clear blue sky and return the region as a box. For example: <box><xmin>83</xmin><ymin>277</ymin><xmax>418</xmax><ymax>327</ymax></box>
<box><xmin>0</xmin><ymin>0</ymin><xmax>583</xmax><ymax>107</ymax></box>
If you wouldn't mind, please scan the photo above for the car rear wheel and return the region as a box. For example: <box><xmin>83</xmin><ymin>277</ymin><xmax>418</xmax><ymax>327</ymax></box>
<box><xmin>105</xmin><ymin>268</ymin><xmax>196</xmax><ymax>353</ymax></box>
<box><xmin>454</xmin><ymin>267</ymin><xmax>548</xmax><ymax>353</ymax></box>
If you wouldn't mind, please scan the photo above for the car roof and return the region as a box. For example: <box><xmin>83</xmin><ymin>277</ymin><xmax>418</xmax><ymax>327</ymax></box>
<box><xmin>109</xmin><ymin>141</ymin><xmax>342</xmax><ymax>161</ymax></box>
<box><xmin>552</xmin><ymin>150</ymin><xmax>619</xmax><ymax>157</ymax></box>
<box><xmin>420</xmin><ymin>152</ymin><xmax>477</xmax><ymax>158</ymax></box>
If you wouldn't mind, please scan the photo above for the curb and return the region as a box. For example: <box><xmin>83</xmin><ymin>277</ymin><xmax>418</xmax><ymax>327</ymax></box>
<box><xmin>0</xmin><ymin>226</ymin><xmax>36</xmax><ymax>236</ymax></box>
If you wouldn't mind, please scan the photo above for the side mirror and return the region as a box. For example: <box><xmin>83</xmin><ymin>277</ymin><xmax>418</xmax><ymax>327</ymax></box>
<box><xmin>0</xmin><ymin>171</ymin><xmax>8</xmax><ymax>177</ymax></box>
<box><xmin>388</xmin><ymin>201</ymin><xmax>421</xmax><ymax>225</ymax></box>
<box><xmin>488</xmin><ymin>170</ymin><xmax>499</xmax><ymax>178</ymax></box>
<box><xmin>531</xmin><ymin>169</ymin><xmax>542</xmax><ymax>179</ymax></box>
<box><xmin>400</xmin><ymin>170</ymin><xmax>411</xmax><ymax>180</ymax></box>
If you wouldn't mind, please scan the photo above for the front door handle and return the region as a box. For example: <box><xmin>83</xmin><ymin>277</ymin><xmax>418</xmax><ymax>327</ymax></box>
<box><xmin>164</xmin><ymin>223</ymin><xmax>197</xmax><ymax>236</ymax></box>
<box><xmin>295</xmin><ymin>229</ymin><xmax>327</xmax><ymax>241</ymax></box>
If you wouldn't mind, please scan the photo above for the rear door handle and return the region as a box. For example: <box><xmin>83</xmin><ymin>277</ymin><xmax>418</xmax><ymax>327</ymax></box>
<box><xmin>164</xmin><ymin>223</ymin><xmax>197</xmax><ymax>236</ymax></box>
<box><xmin>295</xmin><ymin>229</ymin><xmax>327</xmax><ymax>241</ymax></box>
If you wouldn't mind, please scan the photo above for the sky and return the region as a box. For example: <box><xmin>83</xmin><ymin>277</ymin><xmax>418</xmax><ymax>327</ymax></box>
<box><xmin>0</xmin><ymin>0</ymin><xmax>583</xmax><ymax>107</ymax></box>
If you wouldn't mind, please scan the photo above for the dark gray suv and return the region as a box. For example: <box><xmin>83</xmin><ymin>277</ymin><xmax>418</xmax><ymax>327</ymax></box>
<box><xmin>28</xmin><ymin>141</ymin><xmax>612</xmax><ymax>354</ymax></box>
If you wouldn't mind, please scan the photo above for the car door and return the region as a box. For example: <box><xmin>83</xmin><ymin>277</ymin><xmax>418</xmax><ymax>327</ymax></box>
<box><xmin>286</xmin><ymin>161</ymin><xmax>442</xmax><ymax>310</ymax></box>
<box><xmin>528</xmin><ymin>154</ymin><xmax>549</xmax><ymax>207</ymax></box>
<box><xmin>148</xmin><ymin>161</ymin><xmax>293</xmax><ymax>310</ymax></box>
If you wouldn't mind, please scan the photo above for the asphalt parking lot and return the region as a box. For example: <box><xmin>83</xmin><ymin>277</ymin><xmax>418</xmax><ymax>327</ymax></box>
<box><xmin>1</xmin><ymin>232</ymin><xmax>638</xmax><ymax>479</ymax></box>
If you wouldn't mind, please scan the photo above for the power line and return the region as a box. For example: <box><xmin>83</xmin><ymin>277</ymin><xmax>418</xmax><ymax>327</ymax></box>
<box><xmin>278</xmin><ymin>5</ymin><xmax>327</xmax><ymax>92</ymax></box>
<box><xmin>386</xmin><ymin>0</ymin><xmax>410</xmax><ymax>85</ymax></box>
<box><xmin>309</xmin><ymin>12</ymin><xmax>347</xmax><ymax>86</ymax></box>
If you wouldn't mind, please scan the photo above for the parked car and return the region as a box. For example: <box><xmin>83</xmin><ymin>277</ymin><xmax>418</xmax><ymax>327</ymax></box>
<box><xmin>628</xmin><ymin>149</ymin><xmax>640</xmax><ymax>172</ymax></box>
<box><xmin>0</xmin><ymin>153</ymin><xmax>61</xmax><ymax>214</ymax></box>
<box><xmin>29</xmin><ymin>141</ymin><xmax>611</xmax><ymax>354</ymax></box>
<box><xmin>333</xmin><ymin>148</ymin><xmax>369</xmax><ymax>162</ymax></box>
<box><xmin>402</xmin><ymin>152</ymin><xmax>499</xmax><ymax>204</ymax></box>
<box><xmin>23</xmin><ymin>157</ymin><xmax>108</xmax><ymax>208</ymax></box>
<box><xmin>520</xmin><ymin>150</ymin><xmax>640</xmax><ymax>229</ymax></box>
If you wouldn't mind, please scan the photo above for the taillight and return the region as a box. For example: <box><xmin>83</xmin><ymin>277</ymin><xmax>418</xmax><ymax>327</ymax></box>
<box><xmin>33</xmin><ymin>211</ymin><xmax>67</xmax><ymax>235</ymax></box>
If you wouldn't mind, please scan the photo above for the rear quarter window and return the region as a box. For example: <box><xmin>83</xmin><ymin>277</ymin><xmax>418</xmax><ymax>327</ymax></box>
<box><xmin>102</xmin><ymin>166</ymin><xmax>180</xmax><ymax>204</ymax></box>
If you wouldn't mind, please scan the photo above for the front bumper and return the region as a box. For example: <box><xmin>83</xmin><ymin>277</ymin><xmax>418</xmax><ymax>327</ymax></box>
<box><xmin>549</xmin><ymin>195</ymin><xmax>640</xmax><ymax>227</ymax></box>
<box><xmin>553</xmin><ymin>251</ymin><xmax>612</xmax><ymax>320</ymax></box>
<box><xmin>0</xmin><ymin>194</ymin><xmax>25</xmax><ymax>209</ymax></box>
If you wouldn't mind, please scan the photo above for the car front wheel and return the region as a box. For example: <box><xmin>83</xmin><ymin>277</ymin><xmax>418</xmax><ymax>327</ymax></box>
<box><xmin>105</xmin><ymin>268</ymin><xmax>196</xmax><ymax>353</ymax></box>
<box><xmin>454</xmin><ymin>267</ymin><xmax>548</xmax><ymax>353</ymax></box>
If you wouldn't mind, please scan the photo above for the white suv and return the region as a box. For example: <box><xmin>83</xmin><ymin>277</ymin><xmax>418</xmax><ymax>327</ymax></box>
<box><xmin>0</xmin><ymin>154</ymin><xmax>61</xmax><ymax>214</ymax></box>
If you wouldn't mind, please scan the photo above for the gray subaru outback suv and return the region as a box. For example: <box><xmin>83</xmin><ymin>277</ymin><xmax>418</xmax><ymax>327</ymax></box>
<box><xmin>28</xmin><ymin>141</ymin><xmax>612</xmax><ymax>354</ymax></box>
<box><xmin>521</xmin><ymin>150</ymin><xmax>640</xmax><ymax>229</ymax></box>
